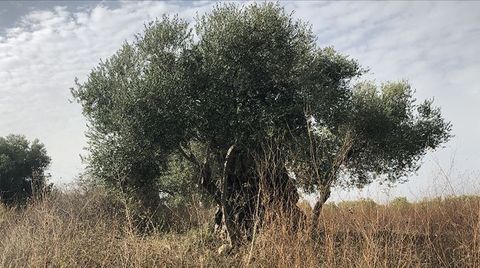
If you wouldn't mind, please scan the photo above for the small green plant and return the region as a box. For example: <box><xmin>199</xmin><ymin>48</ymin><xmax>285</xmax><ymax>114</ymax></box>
<box><xmin>390</xmin><ymin>196</ymin><xmax>410</xmax><ymax>209</ymax></box>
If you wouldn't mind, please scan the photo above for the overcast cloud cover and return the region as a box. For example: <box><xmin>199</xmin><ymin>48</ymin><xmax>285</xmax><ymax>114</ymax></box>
<box><xmin>1</xmin><ymin>1</ymin><xmax>479</xmax><ymax>202</ymax></box>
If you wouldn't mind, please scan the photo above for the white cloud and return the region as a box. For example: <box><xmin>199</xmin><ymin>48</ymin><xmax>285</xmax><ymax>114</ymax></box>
<box><xmin>0</xmin><ymin>1</ymin><xmax>213</xmax><ymax>182</ymax></box>
<box><xmin>1</xmin><ymin>1</ymin><xmax>479</xmax><ymax>200</ymax></box>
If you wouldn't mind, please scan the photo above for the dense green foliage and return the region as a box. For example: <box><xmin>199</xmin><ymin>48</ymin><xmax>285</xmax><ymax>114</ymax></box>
<box><xmin>0</xmin><ymin>135</ymin><xmax>51</xmax><ymax>205</ymax></box>
<box><xmin>71</xmin><ymin>3</ymin><xmax>451</xmax><ymax>215</ymax></box>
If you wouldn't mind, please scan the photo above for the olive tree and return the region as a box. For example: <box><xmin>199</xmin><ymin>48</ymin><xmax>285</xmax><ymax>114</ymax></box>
<box><xmin>72</xmin><ymin>3</ymin><xmax>451</xmax><ymax>243</ymax></box>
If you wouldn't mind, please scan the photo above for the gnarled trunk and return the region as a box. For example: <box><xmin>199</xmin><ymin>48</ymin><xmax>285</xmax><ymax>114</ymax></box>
<box><xmin>195</xmin><ymin>143</ymin><xmax>302</xmax><ymax>246</ymax></box>
<box><xmin>220</xmin><ymin>145</ymin><xmax>302</xmax><ymax>245</ymax></box>
<box><xmin>221</xmin><ymin>145</ymin><xmax>259</xmax><ymax>245</ymax></box>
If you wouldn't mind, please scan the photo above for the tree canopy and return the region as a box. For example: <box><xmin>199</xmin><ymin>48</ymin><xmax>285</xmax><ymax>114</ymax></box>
<box><xmin>72</xmin><ymin>3</ymin><xmax>451</xmax><ymax>240</ymax></box>
<box><xmin>0</xmin><ymin>135</ymin><xmax>51</xmax><ymax>206</ymax></box>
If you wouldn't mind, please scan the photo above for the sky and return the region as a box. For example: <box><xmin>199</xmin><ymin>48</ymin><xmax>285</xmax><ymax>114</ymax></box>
<box><xmin>1</xmin><ymin>1</ymin><xmax>479</xmax><ymax>203</ymax></box>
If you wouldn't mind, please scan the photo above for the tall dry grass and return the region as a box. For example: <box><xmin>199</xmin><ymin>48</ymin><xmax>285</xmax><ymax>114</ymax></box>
<box><xmin>252</xmin><ymin>196</ymin><xmax>480</xmax><ymax>267</ymax></box>
<box><xmin>0</xmin><ymin>187</ymin><xmax>479</xmax><ymax>267</ymax></box>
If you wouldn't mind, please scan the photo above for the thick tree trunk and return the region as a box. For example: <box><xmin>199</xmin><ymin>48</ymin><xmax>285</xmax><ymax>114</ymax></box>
<box><xmin>221</xmin><ymin>145</ymin><xmax>259</xmax><ymax>245</ymax></box>
<box><xmin>192</xmin><ymin>143</ymin><xmax>302</xmax><ymax>246</ymax></box>
<box><xmin>220</xmin><ymin>145</ymin><xmax>301</xmax><ymax>245</ymax></box>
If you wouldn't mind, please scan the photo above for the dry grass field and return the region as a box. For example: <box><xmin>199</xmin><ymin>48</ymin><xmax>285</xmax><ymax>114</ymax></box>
<box><xmin>0</xmin><ymin>187</ymin><xmax>479</xmax><ymax>267</ymax></box>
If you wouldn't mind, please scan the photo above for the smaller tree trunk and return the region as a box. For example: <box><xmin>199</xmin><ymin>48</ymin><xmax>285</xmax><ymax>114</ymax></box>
<box><xmin>130</xmin><ymin>183</ymin><xmax>171</xmax><ymax>231</ymax></box>
<box><xmin>311</xmin><ymin>184</ymin><xmax>331</xmax><ymax>237</ymax></box>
